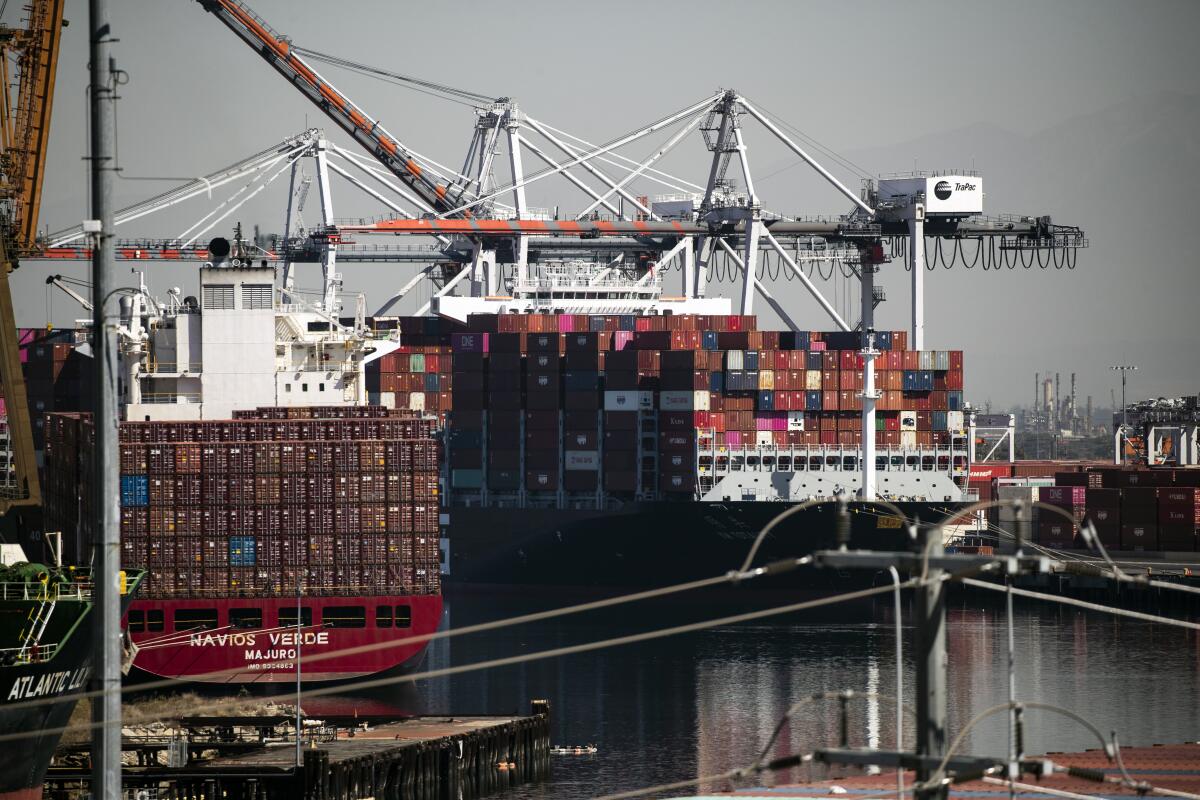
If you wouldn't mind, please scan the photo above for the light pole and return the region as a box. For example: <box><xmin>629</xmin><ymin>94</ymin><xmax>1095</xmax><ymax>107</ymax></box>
<box><xmin>1110</xmin><ymin>365</ymin><xmax>1137</xmax><ymax>429</ymax></box>
<box><xmin>1110</xmin><ymin>365</ymin><xmax>1137</xmax><ymax>462</ymax></box>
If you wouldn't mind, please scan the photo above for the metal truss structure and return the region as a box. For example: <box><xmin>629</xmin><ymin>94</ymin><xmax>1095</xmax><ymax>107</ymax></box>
<box><xmin>34</xmin><ymin>0</ymin><xmax>1089</xmax><ymax>500</ymax></box>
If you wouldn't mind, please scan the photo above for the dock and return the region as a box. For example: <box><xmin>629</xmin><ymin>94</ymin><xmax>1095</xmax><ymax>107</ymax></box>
<box><xmin>46</xmin><ymin>702</ymin><xmax>551</xmax><ymax>800</ymax></box>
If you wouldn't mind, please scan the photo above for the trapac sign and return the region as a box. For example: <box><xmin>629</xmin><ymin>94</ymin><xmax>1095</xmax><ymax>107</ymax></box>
<box><xmin>877</xmin><ymin>174</ymin><xmax>984</xmax><ymax>216</ymax></box>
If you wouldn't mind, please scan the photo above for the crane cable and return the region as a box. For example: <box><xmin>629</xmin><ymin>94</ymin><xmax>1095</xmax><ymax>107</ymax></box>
<box><xmin>291</xmin><ymin>46</ymin><xmax>497</xmax><ymax>107</ymax></box>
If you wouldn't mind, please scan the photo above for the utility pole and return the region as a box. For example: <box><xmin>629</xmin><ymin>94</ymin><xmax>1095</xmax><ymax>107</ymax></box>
<box><xmin>913</xmin><ymin>524</ymin><xmax>947</xmax><ymax>800</ymax></box>
<box><xmin>89</xmin><ymin>0</ymin><xmax>122</xmax><ymax>797</ymax></box>
<box><xmin>807</xmin><ymin>508</ymin><xmax>1051</xmax><ymax>794</ymax></box>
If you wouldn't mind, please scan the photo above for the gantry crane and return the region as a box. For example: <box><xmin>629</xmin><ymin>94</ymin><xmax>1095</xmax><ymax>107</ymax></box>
<box><xmin>197</xmin><ymin>0</ymin><xmax>481</xmax><ymax>219</ymax></box>
<box><xmin>0</xmin><ymin>0</ymin><xmax>65</xmax><ymax>514</ymax></box>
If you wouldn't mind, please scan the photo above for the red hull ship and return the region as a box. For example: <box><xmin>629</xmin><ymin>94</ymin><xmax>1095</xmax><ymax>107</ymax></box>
<box><xmin>127</xmin><ymin>594</ymin><xmax>442</xmax><ymax>683</ymax></box>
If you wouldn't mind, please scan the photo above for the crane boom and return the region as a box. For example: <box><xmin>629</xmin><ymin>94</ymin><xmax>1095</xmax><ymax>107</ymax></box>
<box><xmin>0</xmin><ymin>0</ymin><xmax>65</xmax><ymax>513</ymax></box>
<box><xmin>196</xmin><ymin>0</ymin><xmax>473</xmax><ymax>216</ymax></box>
<box><xmin>0</xmin><ymin>0</ymin><xmax>64</xmax><ymax>250</ymax></box>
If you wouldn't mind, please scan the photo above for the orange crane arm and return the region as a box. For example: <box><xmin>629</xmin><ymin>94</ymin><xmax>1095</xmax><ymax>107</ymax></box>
<box><xmin>0</xmin><ymin>0</ymin><xmax>65</xmax><ymax>512</ymax></box>
<box><xmin>196</xmin><ymin>0</ymin><xmax>470</xmax><ymax>216</ymax></box>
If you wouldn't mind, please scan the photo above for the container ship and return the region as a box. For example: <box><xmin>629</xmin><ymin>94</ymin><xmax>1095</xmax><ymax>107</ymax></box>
<box><xmin>359</xmin><ymin>261</ymin><xmax>975</xmax><ymax>589</ymax></box>
<box><xmin>40</xmin><ymin>251</ymin><xmax>443</xmax><ymax>684</ymax></box>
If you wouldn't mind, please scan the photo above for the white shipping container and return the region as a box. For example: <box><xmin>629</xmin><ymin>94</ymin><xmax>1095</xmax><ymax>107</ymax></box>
<box><xmin>900</xmin><ymin>411</ymin><xmax>918</xmax><ymax>430</ymax></box>
<box><xmin>900</xmin><ymin>430</ymin><xmax>917</xmax><ymax>449</ymax></box>
<box><xmin>693</xmin><ymin>391</ymin><xmax>711</xmax><ymax>411</ymax></box>
<box><xmin>947</xmin><ymin>410</ymin><xmax>964</xmax><ymax>431</ymax></box>
<box><xmin>604</xmin><ymin>390</ymin><xmax>640</xmax><ymax>411</ymax></box>
<box><xmin>638</xmin><ymin>391</ymin><xmax>655</xmax><ymax>410</ymax></box>
<box><xmin>564</xmin><ymin>450</ymin><xmax>600</xmax><ymax>471</ymax></box>
<box><xmin>726</xmin><ymin>350</ymin><xmax>744</xmax><ymax>370</ymax></box>
<box><xmin>659</xmin><ymin>391</ymin><xmax>694</xmax><ymax>410</ymax></box>
<box><xmin>756</xmin><ymin>431</ymin><xmax>774</xmax><ymax>447</ymax></box>
<box><xmin>787</xmin><ymin>411</ymin><xmax>805</xmax><ymax>431</ymax></box>
<box><xmin>409</xmin><ymin>392</ymin><xmax>426</xmax><ymax>411</ymax></box>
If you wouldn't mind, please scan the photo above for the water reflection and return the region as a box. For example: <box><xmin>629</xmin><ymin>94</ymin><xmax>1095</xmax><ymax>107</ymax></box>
<box><xmin>407</xmin><ymin>591</ymin><xmax>1198</xmax><ymax>798</ymax></box>
<box><xmin>174</xmin><ymin>592</ymin><xmax>1195</xmax><ymax>798</ymax></box>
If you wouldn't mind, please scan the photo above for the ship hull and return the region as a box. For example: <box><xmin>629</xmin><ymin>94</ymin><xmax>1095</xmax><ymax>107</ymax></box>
<box><xmin>446</xmin><ymin>500</ymin><xmax>969</xmax><ymax>589</ymax></box>
<box><xmin>128</xmin><ymin>594</ymin><xmax>443</xmax><ymax>684</ymax></box>
<box><xmin>0</xmin><ymin>651</ymin><xmax>93</xmax><ymax>800</ymax></box>
<box><xmin>0</xmin><ymin>575</ymin><xmax>143</xmax><ymax>800</ymax></box>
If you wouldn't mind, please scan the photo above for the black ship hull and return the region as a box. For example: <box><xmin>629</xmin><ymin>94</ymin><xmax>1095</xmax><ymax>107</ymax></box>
<box><xmin>0</xmin><ymin>578</ymin><xmax>141</xmax><ymax>800</ymax></box>
<box><xmin>445</xmin><ymin>499</ymin><xmax>969</xmax><ymax>592</ymax></box>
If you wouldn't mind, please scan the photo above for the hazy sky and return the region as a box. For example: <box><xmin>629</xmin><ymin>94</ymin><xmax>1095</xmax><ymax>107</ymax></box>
<box><xmin>12</xmin><ymin>0</ymin><xmax>1200</xmax><ymax>408</ymax></box>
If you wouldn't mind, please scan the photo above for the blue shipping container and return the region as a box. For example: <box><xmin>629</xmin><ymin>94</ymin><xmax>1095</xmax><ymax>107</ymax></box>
<box><xmin>932</xmin><ymin>411</ymin><xmax>948</xmax><ymax>431</ymax></box>
<box><xmin>948</xmin><ymin>391</ymin><xmax>964</xmax><ymax>411</ymax></box>
<box><xmin>120</xmin><ymin>475</ymin><xmax>148</xmax><ymax>507</ymax></box>
<box><xmin>806</xmin><ymin>390</ymin><xmax>823</xmax><ymax>410</ymax></box>
<box><xmin>709</xmin><ymin>371</ymin><xmax>725</xmax><ymax>393</ymax></box>
<box><xmin>702</xmin><ymin>331</ymin><xmax>719</xmax><ymax>351</ymax></box>
<box><xmin>744</xmin><ymin>351</ymin><xmax>760</xmax><ymax>371</ymax></box>
<box><xmin>229</xmin><ymin>535</ymin><xmax>257</xmax><ymax>566</ymax></box>
<box><xmin>757</xmin><ymin>390</ymin><xmax>775</xmax><ymax>411</ymax></box>
<box><xmin>424</xmin><ymin>372</ymin><xmax>440</xmax><ymax>392</ymax></box>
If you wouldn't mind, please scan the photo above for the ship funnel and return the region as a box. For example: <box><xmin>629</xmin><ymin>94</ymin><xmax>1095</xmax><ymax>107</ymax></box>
<box><xmin>118</xmin><ymin>295</ymin><xmax>134</xmax><ymax>328</ymax></box>
<box><xmin>208</xmin><ymin>236</ymin><xmax>231</xmax><ymax>265</ymax></box>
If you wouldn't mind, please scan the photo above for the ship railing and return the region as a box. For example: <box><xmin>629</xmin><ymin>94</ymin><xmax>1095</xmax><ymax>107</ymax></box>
<box><xmin>697</xmin><ymin>443</ymin><xmax>969</xmax><ymax>475</ymax></box>
<box><xmin>144</xmin><ymin>361</ymin><xmax>203</xmax><ymax>374</ymax></box>
<box><xmin>136</xmin><ymin>392</ymin><xmax>202</xmax><ymax>404</ymax></box>
<box><xmin>0</xmin><ymin>580</ymin><xmax>90</xmax><ymax>602</ymax></box>
<box><xmin>139</xmin><ymin>584</ymin><xmax>441</xmax><ymax>599</ymax></box>
<box><xmin>0</xmin><ymin>641</ymin><xmax>61</xmax><ymax>664</ymax></box>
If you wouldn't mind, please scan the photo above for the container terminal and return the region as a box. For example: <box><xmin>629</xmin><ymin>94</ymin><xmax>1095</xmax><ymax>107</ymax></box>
<box><xmin>0</xmin><ymin>0</ymin><xmax>1194</xmax><ymax>798</ymax></box>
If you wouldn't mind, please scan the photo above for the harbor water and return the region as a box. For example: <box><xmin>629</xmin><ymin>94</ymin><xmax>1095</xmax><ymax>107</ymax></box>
<box><xmin>299</xmin><ymin>588</ymin><xmax>1200</xmax><ymax>799</ymax></box>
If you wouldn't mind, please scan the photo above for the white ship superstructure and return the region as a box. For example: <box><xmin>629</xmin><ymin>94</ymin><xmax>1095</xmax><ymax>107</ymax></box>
<box><xmin>115</xmin><ymin>256</ymin><xmax>397</xmax><ymax>422</ymax></box>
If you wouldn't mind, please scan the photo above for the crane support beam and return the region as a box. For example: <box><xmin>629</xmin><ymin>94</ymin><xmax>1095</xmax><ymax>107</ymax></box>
<box><xmin>0</xmin><ymin>237</ymin><xmax>40</xmax><ymax>511</ymax></box>
<box><xmin>195</xmin><ymin>0</ymin><xmax>470</xmax><ymax>215</ymax></box>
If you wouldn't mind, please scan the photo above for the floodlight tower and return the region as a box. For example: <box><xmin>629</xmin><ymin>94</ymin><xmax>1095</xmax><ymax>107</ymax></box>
<box><xmin>1111</xmin><ymin>364</ymin><xmax>1137</xmax><ymax>462</ymax></box>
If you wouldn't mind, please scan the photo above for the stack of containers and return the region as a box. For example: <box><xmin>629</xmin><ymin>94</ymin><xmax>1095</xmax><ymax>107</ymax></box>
<box><xmin>1036</xmin><ymin>485</ymin><xmax>1086</xmax><ymax>548</ymax></box>
<box><xmin>490</xmin><ymin>333</ymin><xmax>524</xmax><ymax>491</ymax></box>
<box><xmin>1084</xmin><ymin>487</ymin><xmax>1122</xmax><ymax>548</ymax></box>
<box><xmin>1157</xmin><ymin>487</ymin><xmax>1200</xmax><ymax>550</ymax></box>
<box><xmin>527</xmin><ymin>332</ymin><xmax>562</xmax><ymax>491</ymax></box>
<box><xmin>43</xmin><ymin>407</ymin><xmax>442</xmax><ymax>598</ymax></box>
<box><xmin>1035</xmin><ymin>467</ymin><xmax>1200</xmax><ymax>552</ymax></box>
<box><xmin>433</xmin><ymin>314</ymin><xmax>967</xmax><ymax>500</ymax></box>
<box><xmin>13</xmin><ymin>328</ymin><xmax>92</xmax><ymax>448</ymax></box>
<box><xmin>1120</xmin><ymin>488</ymin><xmax>1159</xmax><ymax>550</ymax></box>
<box><xmin>563</xmin><ymin>332</ymin><xmax>600</xmax><ymax>493</ymax></box>
<box><xmin>602</xmin><ymin>346</ymin><xmax>640</xmax><ymax>492</ymax></box>
<box><xmin>367</xmin><ymin>316</ymin><xmax>462</xmax><ymax>412</ymax></box>
<box><xmin>448</xmin><ymin>332</ymin><xmax>486</xmax><ymax>490</ymax></box>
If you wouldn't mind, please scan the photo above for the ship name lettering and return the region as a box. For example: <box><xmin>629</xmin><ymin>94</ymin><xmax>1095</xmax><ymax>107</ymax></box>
<box><xmin>7</xmin><ymin>666</ymin><xmax>87</xmax><ymax>700</ymax></box>
<box><xmin>189</xmin><ymin>632</ymin><xmax>257</xmax><ymax>648</ymax></box>
<box><xmin>269</xmin><ymin>631</ymin><xmax>329</xmax><ymax>646</ymax></box>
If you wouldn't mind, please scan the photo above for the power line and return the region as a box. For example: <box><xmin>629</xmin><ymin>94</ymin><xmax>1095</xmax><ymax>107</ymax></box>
<box><xmin>10</xmin><ymin>580</ymin><xmax>918</xmax><ymax>746</ymax></box>
<box><xmin>962</xmin><ymin>578</ymin><xmax>1200</xmax><ymax>631</ymax></box>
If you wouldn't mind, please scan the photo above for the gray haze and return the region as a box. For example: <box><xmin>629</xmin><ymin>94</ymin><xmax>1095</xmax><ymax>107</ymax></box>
<box><xmin>13</xmin><ymin>0</ymin><xmax>1200</xmax><ymax>408</ymax></box>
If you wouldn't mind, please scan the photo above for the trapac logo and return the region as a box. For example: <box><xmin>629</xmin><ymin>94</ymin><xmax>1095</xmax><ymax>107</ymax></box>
<box><xmin>934</xmin><ymin>180</ymin><xmax>953</xmax><ymax>200</ymax></box>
